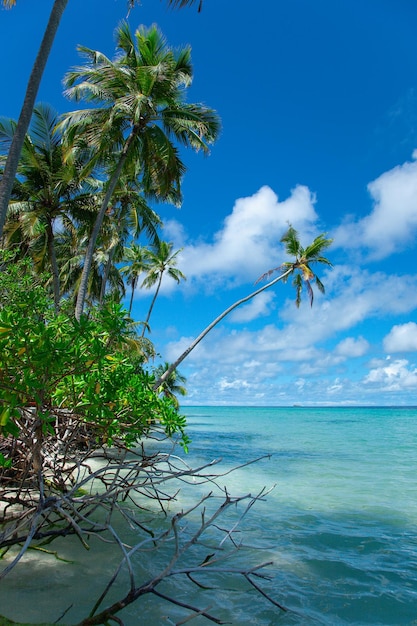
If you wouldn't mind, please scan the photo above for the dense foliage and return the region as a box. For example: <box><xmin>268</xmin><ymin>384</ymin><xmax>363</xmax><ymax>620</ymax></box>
<box><xmin>0</xmin><ymin>254</ymin><xmax>189</xmax><ymax>471</ymax></box>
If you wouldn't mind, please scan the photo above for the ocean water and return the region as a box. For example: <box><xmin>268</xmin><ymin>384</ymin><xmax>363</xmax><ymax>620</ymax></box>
<box><xmin>179</xmin><ymin>406</ymin><xmax>417</xmax><ymax>626</ymax></box>
<box><xmin>1</xmin><ymin>406</ymin><xmax>417</xmax><ymax>625</ymax></box>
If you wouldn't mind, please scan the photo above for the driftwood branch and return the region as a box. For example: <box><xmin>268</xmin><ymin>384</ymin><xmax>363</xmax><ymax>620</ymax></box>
<box><xmin>1</xmin><ymin>412</ymin><xmax>289</xmax><ymax>625</ymax></box>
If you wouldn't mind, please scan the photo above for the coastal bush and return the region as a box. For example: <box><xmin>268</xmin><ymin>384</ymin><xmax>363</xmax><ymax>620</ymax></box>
<box><xmin>0</xmin><ymin>254</ymin><xmax>189</xmax><ymax>475</ymax></box>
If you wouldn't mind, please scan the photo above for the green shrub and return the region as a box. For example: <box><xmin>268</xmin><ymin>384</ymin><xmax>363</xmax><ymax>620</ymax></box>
<box><xmin>0</xmin><ymin>254</ymin><xmax>189</xmax><ymax>462</ymax></box>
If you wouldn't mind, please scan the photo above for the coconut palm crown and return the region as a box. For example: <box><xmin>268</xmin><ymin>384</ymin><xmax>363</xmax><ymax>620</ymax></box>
<box><xmin>141</xmin><ymin>240</ymin><xmax>186</xmax><ymax>336</ymax></box>
<box><xmin>154</xmin><ymin>361</ymin><xmax>187</xmax><ymax>409</ymax></box>
<box><xmin>256</xmin><ymin>225</ymin><xmax>333</xmax><ymax>307</ymax></box>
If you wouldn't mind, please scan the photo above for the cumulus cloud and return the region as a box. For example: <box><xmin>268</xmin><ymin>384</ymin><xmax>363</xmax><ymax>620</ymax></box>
<box><xmin>335</xmin><ymin>336</ymin><xmax>369</xmax><ymax>358</ymax></box>
<box><xmin>162</xmin><ymin>219</ymin><xmax>187</xmax><ymax>246</ymax></box>
<box><xmin>333</xmin><ymin>152</ymin><xmax>417</xmax><ymax>259</ymax></box>
<box><xmin>383</xmin><ymin>322</ymin><xmax>417</xmax><ymax>353</ymax></box>
<box><xmin>218</xmin><ymin>378</ymin><xmax>252</xmax><ymax>391</ymax></box>
<box><xmin>161</xmin><ymin>260</ymin><xmax>417</xmax><ymax>406</ymax></box>
<box><xmin>280</xmin><ymin>265</ymin><xmax>417</xmax><ymax>343</ymax></box>
<box><xmin>137</xmin><ymin>185</ymin><xmax>319</xmax><ymax>299</ymax></box>
<box><xmin>151</xmin><ymin>156</ymin><xmax>417</xmax><ymax>405</ymax></box>
<box><xmin>178</xmin><ymin>185</ymin><xmax>318</xmax><ymax>287</ymax></box>
<box><xmin>229</xmin><ymin>291</ymin><xmax>275</xmax><ymax>323</ymax></box>
<box><xmin>364</xmin><ymin>358</ymin><xmax>417</xmax><ymax>390</ymax></box>
<box><xmin>156</xmin><ymin>156</ymin><xmax>417</xmax><ymax>301</ymax></box>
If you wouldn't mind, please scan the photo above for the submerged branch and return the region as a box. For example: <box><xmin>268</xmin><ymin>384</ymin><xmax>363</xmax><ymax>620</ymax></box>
<box><xmin>1</xmin><ymin>414</ymin><xmax>288</xmax><ymax>625</ymax></box>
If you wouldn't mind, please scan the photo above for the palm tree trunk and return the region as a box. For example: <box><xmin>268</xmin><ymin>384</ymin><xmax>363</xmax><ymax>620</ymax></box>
<box><xmin>152</xmin><ymin>266</ymin><xmax>294</xmax><ymax>390</ymax></box>
<box><xmin>141</xmin><ymin>273</ymin><xmax>162</xmax><ymax>337</ymax></box>
<box><xmin>74</xmin><ymin>129</ymin><xmax>138</xmax><ymax>321</ymax></box>
<box><xmin>99</xmin><ymin>246</ymin><xmax>116</xmax><ymax>306</ymax></box>
<box><xmin>46</xmin><ymin>219</ymin><xmax>60</xmax><ymax>313</ymax></box>
<box><xmin>0</xmin><ymin>0</ymin><xmax>69</xmax><ymax>238</ymax></box>
<box><xmin>128</xmin><ymin>276</ymin><xmax>137</xmax><ymax>315</ymax></box>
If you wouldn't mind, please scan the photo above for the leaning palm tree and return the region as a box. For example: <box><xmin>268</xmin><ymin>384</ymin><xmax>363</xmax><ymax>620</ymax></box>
<box><xmin>153</xmin><ymin>225</ymin><xmax>333</xmax><ymax>389</ymax></box>
<box><xmin>141</xmin><ymin>241</ymin><xmax>186</xmax><ymax>336</ymax></box>
<box><xmin>60</xmin><ymin>22</ymin><xmax>220</xmax><ymax>320</ymax></box>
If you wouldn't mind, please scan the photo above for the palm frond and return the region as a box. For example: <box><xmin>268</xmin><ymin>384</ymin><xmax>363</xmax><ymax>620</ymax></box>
<box><xmin>30</xmin><ymin>103</ymin><xmax>59</xmax><ymax>152</ymax></box>
<box><xmin>166</xmin><ymin>0</ymin><xmax>203</xmax><ymax>11</ymax></box>
<box><xmin>304</xmin><ymin>233</ymin><xmax>333</xmax><ymax>260</ymax></box>
<box><xmin>254</xmin><ymin>264</ymin><xmax>286</xmax><ymax>285</ymax></box>
<box><xmin>0</xmin><ymin>117</ymin><xmax>17</xmax><ymax>152</ymax></box>
<box><xmin>281</xmin><ymin>224</ymin><xmax>302</xmax><ymax>258</ymax></box>
<box><xmin>293</xmin><ymin>273</ymin><xmax>303</xmax><ymax>308</ymax></box>
<box><xmin>315</xmin><ymin>275</ymin><xmax>326</xmax><ymax>295</ymax></box>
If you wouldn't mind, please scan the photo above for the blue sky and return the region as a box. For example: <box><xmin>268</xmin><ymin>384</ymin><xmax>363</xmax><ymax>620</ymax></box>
<box><xmin>2</xmin><ymin>0</ymin><xmax>417</xmax><ymax>406</ymax></box>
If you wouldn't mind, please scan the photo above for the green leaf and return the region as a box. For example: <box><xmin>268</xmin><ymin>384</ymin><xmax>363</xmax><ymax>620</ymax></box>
<box><xmin>0</xmin><ymin>407</ymin><xmax>10</xmax><ymax>427</ymax></box>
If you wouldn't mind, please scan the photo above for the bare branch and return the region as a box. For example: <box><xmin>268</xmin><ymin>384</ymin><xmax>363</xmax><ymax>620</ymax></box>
<box><xmin>151</xmin><ymin>589</ymin><xmax>227</xmax><ymax>624</ymax></box>
<box><xmin>1</xmin><ymin>413</ymin><xmax>289</xmax><ymax>625</ymax></box>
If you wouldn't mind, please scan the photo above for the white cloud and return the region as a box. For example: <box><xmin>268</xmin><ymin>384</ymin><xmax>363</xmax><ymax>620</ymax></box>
<box><xmin>165</xmin><ymin>267</ymin><xmax>417</xmax><ymax>374</ymax></box>
<box><xmin>326</xmin><ymin>378</ymin><xmax>343</xmax><ymax>394</ymax></box>
<box><xmin>333</xmin><ymin>152</ymin><xmax>417</xmax><ymax>259</ymax></box>
<box><xmin>229</xmin><ymin>291</ymin><xmax>275</xmax><ymax>323</ymax></box>
<box><xmin>335</xmin><ymin>336</ymin><xmax>369</xmax><ymax>358</ymax></box>
<box><xmin>156</xmin><ymin>157</ymin><xmax>417</xmax><ymax>302</ymax></box>
<box><xmin>153</xmin><ymin>156</ymin><xmax>417</xmax><ymax>405</ymax></box>
<box><xmin>162</xmin><ymin>219</ymin><xmax>187</xmax><ymax>247</ymax></box>
<box><xmin>383</xmin><ymin>322</ymin><xmax>417</xmax><ymax>353</ymax></box>
<box><xmin>137</xmin><ymin>185</ymin><xmax>318</xmax><ymax>300</ymax></box>
<box><xmin>161</xmin><ymin>258</ymin><xmax>417</xmax><ymax>406</ymax></box>
<box><xmin>364</xmin><ymin>358</ymin><xmax>417</xmax><ymax>390</ymax></box>
<box><xmin>218</xmin><ymin>378</ymin><xmax>252</xmax><ymax>391</ymax></box>
<box><xmin>279</xmin><ymin>265</ymin><xmax>417</xmax><ymax>346</ymax></box>
<box><xmin>364</xmin><ymin>152</ymin><xmax>417</xmax><ymax>253</ymax></box>
<box><xmin>178</xmin><ymin>185</ymin><xmax>318</xmax><ymax>288</ymax></box>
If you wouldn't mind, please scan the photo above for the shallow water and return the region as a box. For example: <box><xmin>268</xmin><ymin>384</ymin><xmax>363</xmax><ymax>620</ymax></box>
<box><xmin>1</xmin><ymin>406</ymin><xmax>417</xmax><ymax>625</ymax></box>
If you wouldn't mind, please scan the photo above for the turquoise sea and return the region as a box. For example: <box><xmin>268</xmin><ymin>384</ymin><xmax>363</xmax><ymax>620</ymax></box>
<box><xmin>1</xmin><ymin>406</ymin><xmax>417</xmax><ymax>625</ymax></box>
<box><xmin>179</xmin><ymin>406</ymin><xmax>417</xmax><ymax>625</ymax></box>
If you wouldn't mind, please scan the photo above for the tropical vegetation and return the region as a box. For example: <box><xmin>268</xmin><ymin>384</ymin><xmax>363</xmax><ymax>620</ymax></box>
<box><xmin>60</xmin><ymin>21</ymin><xmax>219</xmax><ymax>320</ymax></box>
<box><xmin>0</xmin><ymin>0</ymin><xmax>204</xmax><ymax>239</ymax></box>
<box><xmin>0</xmin><ymin>7</ymin><xmax>333</xmax><ymax>626</ymax></box>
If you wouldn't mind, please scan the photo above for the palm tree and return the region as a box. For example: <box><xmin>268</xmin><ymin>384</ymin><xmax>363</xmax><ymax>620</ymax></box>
<box><xmin>141</xmin><ymin>240</ymin><xmax>186</xmax><ymax>336</ymax></box>
<box><xmin>97</xmin><ymin>176</ymin><xmax>162</xmax><ymax>305</ymax></box>
<box><xmin>120</xmin><ymin>243</ymin><xmax>152</xmax><ymax>315</ymax></box>
<box><xmin>154</xmin><ymin>361</ymin><xmax>187</xmax><ymax>408</ymax></box>
<box><xmin>0</xmin><ymin>0</ymin><xmax>69</xmax><ymax>240</ymax></box>
<box><xmin>0</xmin><ymin>1</ymin><xmax>205</xmax><ymax>240</ymax></box>
<box><xmin>257</xmin><ymin>225</ymin><xmax>333</xmax><ymax>307</ymax></box>
<box><xmin>60</xmin><ymin>22</ymin><xmax>220</xmax><ymax>321</ymax></box>
<box><xmin>0</xmin><ymin>103</ymin><xmax>100</xmax><ymax>311</ymax></box>
<box><xmin>56</xmin><ymin>220</ymin><xmax>125</xmax><ymax>307</ymax></box>
<box><xmin>153</xmin><ymin>226</ymin><xmax>333</xmax><ymax>390</ymax></box>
